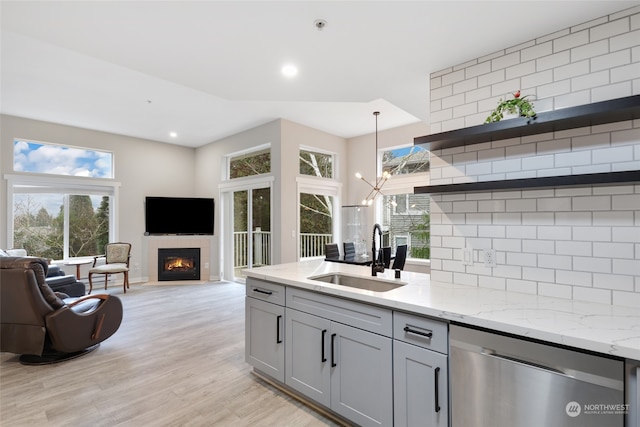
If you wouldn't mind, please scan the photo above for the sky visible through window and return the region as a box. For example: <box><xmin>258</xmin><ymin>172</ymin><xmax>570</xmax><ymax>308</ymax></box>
<box><xmin>13</xmin><ymin>140</ymin><xmax>113</xmax><ymax>178</ymax></box>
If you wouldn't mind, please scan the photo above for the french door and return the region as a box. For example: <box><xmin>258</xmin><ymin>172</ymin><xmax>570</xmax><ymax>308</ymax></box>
<box><xmin>221</xmin><ymin>179</ymin><xmax>272</xmax><ymax>282</ymax></box>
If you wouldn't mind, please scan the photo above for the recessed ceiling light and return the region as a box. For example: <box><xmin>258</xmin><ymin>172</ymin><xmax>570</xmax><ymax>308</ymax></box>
<box><xmin>281</xmin><ymin>64</ymin><xmax>298</xmax><ymax>78</ymax></box>
<box><xmin>169</xmin><ymin>132</ymin><xmax>177</xmax><ymax>138</ymax></box>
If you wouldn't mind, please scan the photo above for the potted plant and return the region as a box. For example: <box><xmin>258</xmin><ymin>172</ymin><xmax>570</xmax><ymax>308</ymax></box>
<box><xmin>485</xmin><ymin>90</ymin><xmax>536</xmax><ymax>123</ymax></box>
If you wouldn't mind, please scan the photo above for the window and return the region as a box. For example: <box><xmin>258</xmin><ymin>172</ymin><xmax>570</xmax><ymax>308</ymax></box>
<box><xmin>382</xmin><ymin>145</ymin><xmax>429</xmax><ymax>176</ymax></box>
<box><xmin>300</xmin><ymin>149</ymin><xmax>333</xmax><ymax>179</ymax></box>
<box><xmin>229</xmin><ymin>147</ymin><xmax>271</xmax><ymax>179</ymax></box>
<box><xmin>9</xmin><ymin>139</ymin><xmax>118</xmax><ymax>260</ymax></box>
<box><xmin>13</xmin><ymin>192</ymin><xmax>110</xmax><ymax>260</ymax></box>
<box><xmin>381</xmin><ymin>193</ymin><xmax>430</xmax><ymax>260</ymax></box>
<box><xmin>14</xmin><ymin>139</ymin><xmax>113</xmax><ymax>178</ymax></box>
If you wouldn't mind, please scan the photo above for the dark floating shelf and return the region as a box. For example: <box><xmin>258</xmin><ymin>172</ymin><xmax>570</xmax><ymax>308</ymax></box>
<box><xmin>415</xmin><ymin>95</ymin><xmax>640</xmax><ymax>151</ymax></box>
<box><xmin>415</xmin><ymin>171</ymin><xmax>640</xmax><ymax>194</ymax></box>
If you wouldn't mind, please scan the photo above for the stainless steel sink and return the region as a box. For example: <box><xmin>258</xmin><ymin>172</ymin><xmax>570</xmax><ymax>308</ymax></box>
<box><xmin>308</xmin><ymin>273</ymin><xmax>405</xmax><ymax>292</ymax></box>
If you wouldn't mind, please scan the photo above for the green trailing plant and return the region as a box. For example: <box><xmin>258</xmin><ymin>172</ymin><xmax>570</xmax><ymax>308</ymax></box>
<box><xmin>485</xmin><ymin>90</ymin><xmax>536</xmax><ymax>123</ymax></box>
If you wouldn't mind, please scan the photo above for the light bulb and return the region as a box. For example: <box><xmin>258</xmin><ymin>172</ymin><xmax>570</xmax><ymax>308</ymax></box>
<box><xmin>355</xmin><ymin>172</ymin><xmax>362</xmax><ymax>179</ymax></box>
<box><xmin>361</xmin><ymin>199</ymin><xmax>368</xmax><ymax>205</ymax></box>
<box><xmin>367</xmin><ymin>199</ymin><xmax>374</xmax><ymax>206</ymax></box>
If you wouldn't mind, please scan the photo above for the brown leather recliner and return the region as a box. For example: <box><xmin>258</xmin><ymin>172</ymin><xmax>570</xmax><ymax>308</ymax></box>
<box><xmin>0</xmin><ymin>256</ymin><xmax>123</xmax><ymax>364</ymax></box>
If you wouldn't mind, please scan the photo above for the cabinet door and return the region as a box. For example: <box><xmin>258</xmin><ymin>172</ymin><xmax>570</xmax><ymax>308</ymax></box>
<box><xmin>285</xmin><ymin>308</ymin><xmax>331</xmax><ymax>407</ymax></box>
<box><xmin>394</xmin><ymin>340</ymin><xmax>448</xmax><ymax>427</ymax></box>
<box><xmin>330</xmin><ymin>322</ymin><xmax>393</xmax><ymax>427</ymax></box>
<box><xmin>245</xmin><ymin>297</ymin><xmax>285</xmax><ymax>382</ymax></box>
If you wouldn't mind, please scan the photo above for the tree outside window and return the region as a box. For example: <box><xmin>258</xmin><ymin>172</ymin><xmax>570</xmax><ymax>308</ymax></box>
<box><xmin>300</xmin><ymin>149</ymin><xmax>333</xmax><ymax>179</ymax></box>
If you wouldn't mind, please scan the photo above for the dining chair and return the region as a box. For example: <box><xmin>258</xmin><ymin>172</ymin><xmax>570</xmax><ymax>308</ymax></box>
<box><xmin>392</xmin><ymin>245</ymin><xmax>408</xmax><ymax>270</ymax></box>
<box><xmin>343</xmin><ymin>242</ymin><xmax>356</xmax><ymax>259</ymax></box>
<box><xmin>325</xmin><ymin>243</ymin><xmax>340</xmax><ymax>260</ymax></box>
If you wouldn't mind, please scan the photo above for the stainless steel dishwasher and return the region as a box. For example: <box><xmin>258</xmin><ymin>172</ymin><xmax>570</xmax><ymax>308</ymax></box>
<box><xmin>450</xmin><ymin>324</ymin><xmax>625</xmax><ymax>427</ymax></box>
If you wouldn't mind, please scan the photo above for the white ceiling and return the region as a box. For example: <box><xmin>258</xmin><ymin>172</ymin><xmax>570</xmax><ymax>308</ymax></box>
<box><xmin>1</xmin><ymin>1</ymin><xmax>637</xmax><ymax>147</ymax></box>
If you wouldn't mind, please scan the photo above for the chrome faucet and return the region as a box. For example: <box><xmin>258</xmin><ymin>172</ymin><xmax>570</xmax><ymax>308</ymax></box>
<box><xmin>371</xmin><ymin>223</ymin><xmax>385</xmax><ymax>276</ymax></box>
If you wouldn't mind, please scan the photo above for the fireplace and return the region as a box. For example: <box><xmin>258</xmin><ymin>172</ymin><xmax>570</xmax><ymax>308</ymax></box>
<box><xmin>158</xmin><ymin>248</ymin><xmax>201</xmax><ymax>281</ymax></box>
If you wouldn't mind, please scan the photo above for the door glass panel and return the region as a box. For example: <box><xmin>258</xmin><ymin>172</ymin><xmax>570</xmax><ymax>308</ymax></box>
<box><xmin>251</xmin><ymin>188</ymin><xmax>271</xmax><ymax>268</ymax></box>
<box><xmin>233</xmin><ymin>187</ymin><xmax>271</xmax><ymax>280</ymax></box>
<box><xmin>300</xmin><ymin>193</ymin><xmax>333</xmax><ymax>258</ymax></box>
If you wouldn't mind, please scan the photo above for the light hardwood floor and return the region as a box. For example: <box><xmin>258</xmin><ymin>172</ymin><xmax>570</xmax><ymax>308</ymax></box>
<box><xmin>1</xmin><ymin>281</ymin><xmax>342</xmax><ymax>426</ymax></box>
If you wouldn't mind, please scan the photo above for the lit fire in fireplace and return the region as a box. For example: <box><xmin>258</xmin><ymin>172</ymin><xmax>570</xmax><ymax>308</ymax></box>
<box><xmin>164</xmin><ymin>257</ymin><xmax>195</xmax><ymax>272</ymax></box>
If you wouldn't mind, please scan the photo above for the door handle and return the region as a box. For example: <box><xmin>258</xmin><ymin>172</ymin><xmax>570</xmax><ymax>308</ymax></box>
<box><xmin>434</xmin><ymin>366</ymin><xmax>441</xmax><ymax>413</ymax></box>
<box><xmin>321</xmin><ymin>329</ymin><xmax>327</xmax><ymax>362</ymax></box>
<box><xmin>276</xmin><ymin>315</ymin><xmax>283</xmax><ymax>344</ymax></box>
<box><xmin>253</xmin><ymin>288</ymin><xmax>273</xmax><ymax>295</ymax></box>
<box><xmin>331</xmin><ymin>333</ymin><xmax>337</xmax><ymax>367</ymax></box>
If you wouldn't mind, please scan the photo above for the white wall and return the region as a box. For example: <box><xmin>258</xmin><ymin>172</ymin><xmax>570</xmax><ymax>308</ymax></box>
<box><xmin>1</xmin><ymin>114</ymin><xmax>196</xmax><ymax>282</ymax></box>
<box><xmin>427</xmin><ymin>6</ymin><xmax>640</xmax><ymax>307</ymax></box>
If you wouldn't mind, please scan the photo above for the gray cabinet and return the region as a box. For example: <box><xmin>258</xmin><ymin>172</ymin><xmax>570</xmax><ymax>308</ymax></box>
<box><xmin>245</xmin><ymin>278</ymin><xmax>285</xmax><ymax>382</ymax></box>
<box><xmin>393</xmin><ymin>312</ymin><xmax>449</xmax><ymax>427</ymax></box>
<box><xmin>285</xmin><ymin>288</ymin><xmax>393</xmax><ymax>427</ymax></box>
<box><xmin>285</xmin><ymin>308</ymin><xmax>331</xmax><ymax>406</ymax></box>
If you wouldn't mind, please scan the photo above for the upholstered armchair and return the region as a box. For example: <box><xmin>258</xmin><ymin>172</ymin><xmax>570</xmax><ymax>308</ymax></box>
<box><xmin>88</xmin><ymin>242</ymin><xmax>131</xmax><ymax>294</ymax></box>
<box><xmin>0</xmin><ymin>256</ymin><xmax>123</xmax><ymax>364</ymax></box>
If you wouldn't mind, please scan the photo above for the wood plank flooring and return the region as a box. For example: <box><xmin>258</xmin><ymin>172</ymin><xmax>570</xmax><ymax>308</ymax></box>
<box><xmin>1</xmin><ymin>281</ymin><xmax>341</xmax><ymax>426</ymax></box>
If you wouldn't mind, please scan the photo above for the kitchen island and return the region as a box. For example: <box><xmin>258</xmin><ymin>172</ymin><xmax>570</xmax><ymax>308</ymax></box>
<box><xmin>245</xmin><ymin>259</ymin><xmax>639</xmax><ymax>427</ymax></box>
<box><xmin>246</xmin><ymin>258</ymin><xmax>639</xmax><ymax>361</ymax></box>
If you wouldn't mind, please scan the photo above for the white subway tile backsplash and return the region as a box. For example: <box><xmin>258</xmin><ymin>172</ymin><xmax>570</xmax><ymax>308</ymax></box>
<box><xmin>538</xmin><ymin>226</ymin><xmax>572</xmax><ymax>240</ymax></box>
<box><xmin>612</xmin><ymin>226</ymin><xmax>640</xmax><ymax>242</ymax></box>
<box><xmin>571</xmin><ymin>39</ymin><xmax>609</xmax><ymax>62</ymax></box>
<box><xmin>429</xmin><ymin>9</ymin><xmax>640</xmax><ymax>306</ymax></box>
<box><xmin>612</xmin><ymin>290</ymin><xmax>640</xmax><ymax>308</ymax></box>
<box><xmin>594</xmin><ymin>273</ymin><xmax>635</xmax><ymax>291</ymax></box>
<box><xmin>592</xmin><ymin>49</ymin><xmax>631</xmax><ymax>72</ymax></box>
<box><xmin>555</xmin><ymin>150</ymin><xmax>592</xmax><ymax>167</ymax></box>
<box><xmin>506</xmin><ymin>279</ymin><xmax>538</xmax><ymax>294</ymax></box>
<box><xmin>537</xmin><ymin>197</ymin><xmax>571</xmax><ymax>211</ymax></box>
<box><xmin>573</xmin><ymin>226</ymin><xmax>612</xmax><ymax>241</ymax></box>
<box><xmin>554</xmin><ymin>60</ymin><xmax>589</xmax><ymax>81</ymax></box>
<box><xmin>553</xmin><ymin>29</ymin><xmax>589</xmax><ymax>52</ymax></box>
<box><xmin>573</xmin><ymin>195</ymin><xmax>611</xmax><ymax>211</ymax></box>
<box><xmin>539</xmin><ymin>254</ymin><xmax>572</xmax><ymax>269</ymax></box>
<box><xmin>612</xmin><ymin>194</ymin><xmax>640</xmax><ymax>209</ymax></box>
<box><xmin>556</xmin><ymin>240</ymin><xmax>592</xmax><ymax>256</ymax></box>
<box><xmin>573</xmin><ymin>256</ymin><xmax>612</xmax><ymax>273</ymax></box>
<box><xmin>594</xmin><ymin>242</ymin><xmax>635</xmax><ymax>259</ymax></box>
<box><xmin>590</xmin><ymin>16</ymin><xmax>630</xmax><ymax>41</ymax></box>
<box><xmin>556</xmin><ymin>269</ymin><xmax>592</xmax><ymax>286</ymax></box>
<box><xmin>537</xmin><ymin>51</ymin><xmax>571</xmax><ymax>71</ymax></box>
<box><xmin>522</xmin><ymin>239</ymin><xmax>555</xmax><ymax>254</ymax></box>
<box><xmin>572</xmin><ymin>70</ymin><xmax>610</xmax><ymax>91</ymax></box>
<box><xmin>591</xmin><ymin>81</ymin><xmax>633</xmax><ymax>101</ymax></box>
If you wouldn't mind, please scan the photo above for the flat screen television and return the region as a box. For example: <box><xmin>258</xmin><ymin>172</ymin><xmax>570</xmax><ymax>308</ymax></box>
<box><xmin>145</xmin><ymin>196</ymin><xmax>214</xmax><ymax>235</ymax></box>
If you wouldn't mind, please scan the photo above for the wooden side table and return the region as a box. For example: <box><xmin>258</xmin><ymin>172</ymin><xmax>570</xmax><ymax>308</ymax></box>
<box><xmin>64</xmin><ymin>259</ymin><xmax>93</xmax><ymax>280</ymax></box>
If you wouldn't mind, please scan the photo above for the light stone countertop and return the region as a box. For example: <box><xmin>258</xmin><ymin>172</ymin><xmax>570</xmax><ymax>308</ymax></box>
<box><xmin>244</xmin><ymin>258</ymin><xmax>640</xmax><ymax>361</ymax></box>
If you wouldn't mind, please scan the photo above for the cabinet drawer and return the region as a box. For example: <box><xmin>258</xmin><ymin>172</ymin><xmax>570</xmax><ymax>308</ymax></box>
<box><xmin>393</xmin><ymin>311</ymin><xmax>448</xmax><ymax>354</ymax></box>
<box><xmin>287</xmin><ymin>287</ymin><xmax>392</xmax><ymax>337</ymax></box>
<box><xmin>246</xmin><ymin>277</ymin><xmax>285</xmax><ymax>306</ymax></box>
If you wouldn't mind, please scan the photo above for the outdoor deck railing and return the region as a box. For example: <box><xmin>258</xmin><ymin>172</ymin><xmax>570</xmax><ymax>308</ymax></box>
<box><xmin>300</xmin><ymin>233</ymin><xmax>333</xmax><ymax>259</ymax></box>
<box><xmin>233</xmin><ymin>231</ymin><xmax>333</xmax><ymax>268</ymax></box>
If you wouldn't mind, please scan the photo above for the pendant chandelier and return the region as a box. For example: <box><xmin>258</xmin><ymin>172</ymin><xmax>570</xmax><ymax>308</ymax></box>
<box><xmin>355</xmin><ymin>111</ymin><xmax>391</xmax><ymax>206</ymax></box>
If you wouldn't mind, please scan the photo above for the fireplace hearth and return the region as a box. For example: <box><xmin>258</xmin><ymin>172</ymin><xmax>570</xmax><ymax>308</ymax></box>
<box><xmin>158</xmin><ymin>248</ymin><xmax>201</xmax><ymax>281</ymax></box>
